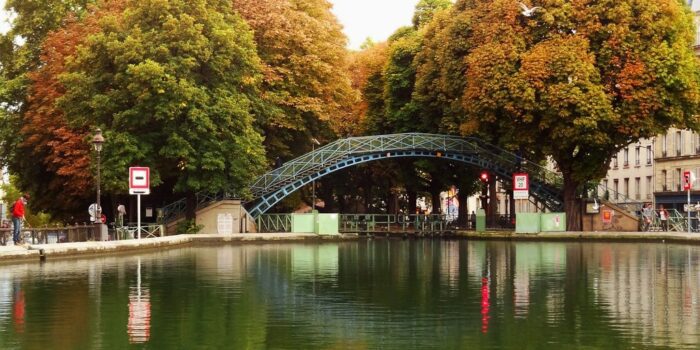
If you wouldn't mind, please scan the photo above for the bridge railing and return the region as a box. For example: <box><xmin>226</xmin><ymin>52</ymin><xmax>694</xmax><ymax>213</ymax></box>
<box><xmin>256</xmin><ymin>214</ymin><xmax>292</xmax><ymax>233</ymax></box>
<box><xmin>249</xmin><ymin>133</ymin><xmax>565</xmax><ymax>205</ymax></box>
<box><xmin>340</xmin><ymin>214</ymin><xmax>451</xmax><ymax>233</ymax></box>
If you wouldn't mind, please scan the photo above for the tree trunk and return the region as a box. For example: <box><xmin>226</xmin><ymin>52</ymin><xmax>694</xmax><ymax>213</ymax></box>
<box><xmin>563</xmin><ymin>172</ymin><xmax>582</xmax><ymax>231</ymax></box>
<box><xmin>408</xmin><ymin>190</ymin><xmax>417</xmax><ymax>215</ymax></box>
<box><xmin>508</xmin><ymin>190</ymin><xmax>515</xmax><ymax>221</ymax></box>
<box><xmin>488</xmin><ymin>179</ymin><xmax>498</xmax><ymax>227</ymax></box>
<box><xmin>185</xmin><ymin>191</ymin><xmax>197</xmax><ymax>221</ymax></box>
<box><xmin>458</xmin><ymin>186</ymin><xmax>468</xmax><ymax>226</ymax></box>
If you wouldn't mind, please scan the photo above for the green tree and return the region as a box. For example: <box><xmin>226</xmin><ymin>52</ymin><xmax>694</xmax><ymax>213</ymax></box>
<box><xmin>445</xmin><ymin>0</ymin><xmax>700</xmax><ymax>230</ymax></box>
<box><xmin>57</xmin><ymin>0</ymin><xmax>268</xmax><ymax>219</ymax></box>
<box><xmin>0</xmin><ymin>0</ymin><xmax>93</xmax><ymax>166</ymax></box>
<box><xmin>412</xmin><ymin>0</ymin><xmax>452</xmax><ymax>28</ymax></box>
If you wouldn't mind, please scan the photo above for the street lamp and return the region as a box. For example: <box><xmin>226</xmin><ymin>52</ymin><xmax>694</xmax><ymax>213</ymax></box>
<box><xmin>92</xmin><ymin>128</ymin><xmax>105</xmax><ymax>235</ymax></box>
<box><xmin>311</xmin><ymin>137</ymin><xmax>320</xmax><ymax>211</ymax></box>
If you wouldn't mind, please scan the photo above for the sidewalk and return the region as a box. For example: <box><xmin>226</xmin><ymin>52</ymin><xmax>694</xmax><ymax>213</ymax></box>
<box><xmin>0</xmin><ymin>233</ymin><xmax>354</xmax><ymax>263</ymax></box>
<box><xmin>457</xmin><ymin>230</ymin><xmax>700</xmax><ymax>243</ymax></box>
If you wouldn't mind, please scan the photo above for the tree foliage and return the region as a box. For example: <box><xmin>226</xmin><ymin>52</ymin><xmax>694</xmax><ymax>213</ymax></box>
<box><xmin>430</xmin><ymin>0</ymin><xmax>700</xmax><ymax>229</ymax></box>
<box><xmin>233</xmin><ymin>0</ymin><xmax>356</xmax><ymax>159</ymax></box>
<box><xmin>56</xmin><ymin>0</ymin><xmax>267</xmax><ymax>202</ymax></box>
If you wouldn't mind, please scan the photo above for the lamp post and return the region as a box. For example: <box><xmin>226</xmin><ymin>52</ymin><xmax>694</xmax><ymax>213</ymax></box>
<box><xmin>92</xmin><ymin>128</ymin><xmax>105</xmax><ymax>239</ymax></box>
<box><xmin>311</xmin><ymin>138</ymin><xmax>320</xmax><ymax>211</ymax></box>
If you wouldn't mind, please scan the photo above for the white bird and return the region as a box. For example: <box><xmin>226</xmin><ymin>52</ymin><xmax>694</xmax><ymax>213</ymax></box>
<box><xmin>519</xmin><ymin>2</ymin><xmax>541</xmax><ymax>17</ymax></box>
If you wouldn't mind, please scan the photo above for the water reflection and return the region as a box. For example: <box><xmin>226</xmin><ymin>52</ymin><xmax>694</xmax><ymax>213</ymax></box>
<box><xmin>127</xmin><ymin>258</ymin><xmax>150</xmax><ymax>344</ymax></box>
<box><xmin>0</xmin><ymin>241</ymin><xmax>697</xmax><ymax>349</ymax></box>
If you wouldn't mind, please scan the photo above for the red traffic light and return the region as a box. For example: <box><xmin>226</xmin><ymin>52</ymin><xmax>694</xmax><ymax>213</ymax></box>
<box><xmin>479</xmin><ymin>171</ymin><xmax>489</xmax><ymax>182</ymax></box>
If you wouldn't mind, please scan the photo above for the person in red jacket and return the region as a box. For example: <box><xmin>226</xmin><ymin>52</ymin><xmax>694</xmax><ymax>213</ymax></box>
<box><xmin>11</xmin><ymin>193</ymin><xmax>29</xmax><ymax>245</ymax></box>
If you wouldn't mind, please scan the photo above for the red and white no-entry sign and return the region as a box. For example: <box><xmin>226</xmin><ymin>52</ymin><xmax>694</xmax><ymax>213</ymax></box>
<box><xmin>129</xmin><ymin>167</ymin><xmax>150</xmax><ymax>195</ymax></box>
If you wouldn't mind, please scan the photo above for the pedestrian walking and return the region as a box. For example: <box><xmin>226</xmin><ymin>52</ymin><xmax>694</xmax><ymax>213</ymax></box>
<box><xmin>11</xmin><ymin>194</ymin><xmax>29</xmax><ymax>245</ymax></box>
<box><xmin>659</xmin><ymin>204</ymin><xmax>669</xmax><ymax>231</ymax></box>
<box><xmin>117</xmin><ymin>204</ymin><xmax>126</xmax><ymax>227</ymax></box>
<box><xmin>642</xmin><ymin>203</ymin><xmax>654</xmax><ymax>231</ymax></box>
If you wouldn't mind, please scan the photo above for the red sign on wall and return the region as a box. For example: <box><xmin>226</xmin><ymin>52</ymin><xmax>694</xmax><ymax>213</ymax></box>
<box><xmin>602</xmin><ymin>210</ymin><xmax>613</xmax><ymax>224</ymax></box>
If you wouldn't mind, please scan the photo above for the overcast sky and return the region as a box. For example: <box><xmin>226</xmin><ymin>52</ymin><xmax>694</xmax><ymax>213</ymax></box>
<box><xmin>330</xmin><ymin>0</ymin><xmax>419</xmax><ymax>49</ymax></box>
<box><xmin>0</xmin><ymin>0</ymin><xmax>418</xmax><ymax>49</ymax></box>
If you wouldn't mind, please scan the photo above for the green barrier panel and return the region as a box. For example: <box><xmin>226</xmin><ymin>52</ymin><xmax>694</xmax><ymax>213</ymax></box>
<box><xmin>540</xmin><ymin>213</ymin><xmax>566</xmax><ymax>232</ymax></box>
<box><xmin>476</xmin><ymin>209</ymin><xmax>486</xmax><ymax>232</ymax></box>
<box><xmin>315</xmin><ymin>214</ymin><xmax>340</xmax><ymax>235</ymax></box>
<box><xmin>292</xmin><ymin>213</ymin><xmax>315</xmax><ymax>233</ymax></box>
<box><xmin>516</xmin><ymin>213</ymin><xmax>541</xmax><ymax>234</ymax></box>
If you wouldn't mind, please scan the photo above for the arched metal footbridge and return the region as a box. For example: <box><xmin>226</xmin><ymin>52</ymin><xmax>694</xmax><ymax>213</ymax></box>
<box><xmin>246</xmin><ymin>133</ymin><xmax>564</xmax><ymax>217</ymax></box>
<box><xmin>162</xmin><ymin>133</ymin><xmax>566</xmax><ymax>222</ymax></box>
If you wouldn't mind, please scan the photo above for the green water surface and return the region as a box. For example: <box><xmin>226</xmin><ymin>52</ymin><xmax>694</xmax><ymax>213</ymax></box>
<box><xmin>0</xmin><ymin>239</ymin><xmax>698</xmax><ymax>349</ymax></box>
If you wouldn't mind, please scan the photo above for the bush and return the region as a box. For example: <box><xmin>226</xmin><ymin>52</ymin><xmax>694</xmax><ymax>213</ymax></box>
<box><xmin>175</xmin><ymin>219</ymin><xmax>204</xmax><ymax>235</ymax></box>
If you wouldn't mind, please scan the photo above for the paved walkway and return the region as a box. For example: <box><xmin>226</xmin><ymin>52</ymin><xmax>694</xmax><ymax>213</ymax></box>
<box><xmin>3</xmin><ymin>230</ymin><xmax>700</xmax><ymax>264</ymax></box>
<box><xmin>457</xmin><ymin>230</ymin><xmax>700</xmax><ymax>242</ymax></box>
<box><xmin>0</xmin><ymin>233</ymin><xmax>352</xmax><ymax>263</ymax></box>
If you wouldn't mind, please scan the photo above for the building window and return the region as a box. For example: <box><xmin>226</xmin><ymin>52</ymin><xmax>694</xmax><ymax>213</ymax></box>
<box><xmin>646</xmin><ymin>176</ymin><xmax>652</xmax><ymax>199</ymax></box>
<box><xmin>662</xmin><ymin>134</ymin><xmax>667</xmax><ymax>157</ymax></box>
<box><xmin>676</xmin><ymin>168</ymin><xmax>682</xmax><ymax>191</ymax></box>
<box><xmin>696</xmin><ymin>134</ymin><xmax>700</xmax><ymax>154</ymax></box>
<box><xmin>613</xmin><ymin>156</ymin><xmax>618</xmax><ymax>168</ymax></box>
<box><xmin>624</xmin><ymin>148</ymin><xmax>629</xmax><ymax>167</ymax></box>
<box><xmin>614</xmin><ymin>179</ymin><xmax>619</xmax><ymax>200</ymax></box>
<box><xmin>624</xmin><ymin>178</ymin><xmax>629</xmax><ymax>197</ymax></box>
<box><xmin>646</xmin><ymin>146</ymin><xmax>652</xmax><ymax>165</ymax></box>
<box><xmin>676</xmin><ymin>131</ymin><xmax>682</xmax><ymax>156</ymax></box>
<box><xmin>635</xmin><ymin>146</ymin><xmax>640</xmax><ymax>166</ymax></box>
<box><xmin>635</xmin><ymin>177</ymin><xmax>640</xmax><ymax>200</ymax></box>
<box><xmin>662</xmin><ymin>170</ymin><xmax>667</xmax><ymax>191</ymax></box>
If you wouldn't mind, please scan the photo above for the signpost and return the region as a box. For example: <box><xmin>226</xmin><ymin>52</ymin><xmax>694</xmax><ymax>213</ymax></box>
<box><xmin>684</xmin><ymin>170</ymin><xmax>695</xmax><ymax>234</ymax></box>
<box><xmin>129</xmin><ymin>167</ymin><xmax>150</xmax><ymax>239</ymax></box>
<box><xmin>513</xmin><ymin>173</ymin><xmax>529</xmax><ymax>214</ymax></box>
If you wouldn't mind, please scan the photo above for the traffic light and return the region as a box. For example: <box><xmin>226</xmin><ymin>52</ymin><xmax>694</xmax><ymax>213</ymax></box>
<box><xmin>684</xmin><ymin>171</ymin><xmax>691</xmax><ymax>191</ymax></box>
<box><xmin>479</xmin><ymin>171</ymin><xmax>489</xmax><ymax>183</ymax></box>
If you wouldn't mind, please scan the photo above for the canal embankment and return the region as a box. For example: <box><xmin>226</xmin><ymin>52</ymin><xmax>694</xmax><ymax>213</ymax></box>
<box><xmin>4</xmin><ymin>231</ymin><xmax>700</xmax><ymax>263</ymax></box>
<box><xmin>0</xmin><ymin>233</ymin><xmax>359</xmax><ymax>263</ymax></box>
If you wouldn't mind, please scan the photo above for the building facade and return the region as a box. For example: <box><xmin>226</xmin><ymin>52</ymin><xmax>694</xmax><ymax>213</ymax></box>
<box><xmin>600</xmin><ymin>138</ymin><xmax>655</xmax><ymax>206</ymax></box>
<box><xmin>653</xmin><ymin>129</ymin><xmax>700</xmax><ymax>211</ymax></box>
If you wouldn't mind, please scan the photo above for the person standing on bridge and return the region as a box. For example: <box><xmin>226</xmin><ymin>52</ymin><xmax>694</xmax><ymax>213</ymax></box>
<box><xmin>658</xmin><ymin>205</ymin><xmax>669</xmax><ymax>231</ymax></box>
<box><xmin>641</xmin><ymin>203</ymin><xmax>655</xmax><ymax>231</ymax></box>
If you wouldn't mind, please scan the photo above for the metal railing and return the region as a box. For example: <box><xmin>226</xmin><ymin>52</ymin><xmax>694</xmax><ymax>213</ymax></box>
<box><xmin>0</xmin><ymin>224</ymin><xmax>165</xmax><ymax>246</ymax></box>
<box><xmin>340</xmin><ymin>214</ymin><xmax>451</xmax><ymax>233</ymax></box>
<box><xmin>0</xmin><ymin>224</ymin><xmax>98</xmax><ymax>245</ymax></box>
<box><xmin>114</xmin><ymin>225</ymin><xmax>164</xmax><ymax>240</ymax></box>
<box><xmin>256</xmin><ymin>214</ymin><xmax>292</xmax><ymax>233</ymax></box>
<box><xmin>641</xmin><ymin>209</ymin><xmax>696</xmax><ymax>232</ymax></box>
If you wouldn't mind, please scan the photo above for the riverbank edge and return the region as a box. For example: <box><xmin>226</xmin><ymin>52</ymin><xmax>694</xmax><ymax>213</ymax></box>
<box><xmin>456</xmin><ymin>230</ymin><xmax>700</xmax><ymax>243</ymax></box>
<box><xmin>0</xmin><ymin>233</ymin><xmax>360</xmax><ymax>264</ymax></box>
<box><xmin>2</xmin><ymin>230</ymin><xmax>699</xmax><ymax>264</ymax></box>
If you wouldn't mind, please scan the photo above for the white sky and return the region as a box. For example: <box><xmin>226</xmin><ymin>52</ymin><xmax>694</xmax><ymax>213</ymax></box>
<box><xmin>0</xmin><ymin>0</ymin><xmax>9</xmax><ymax>35</ymax></box>
<box><xmin>329</xmin><ymin>0</ymin><xmax>419</xmax><ymax>49</ymax></box>
<box><xmin>0</xmin><ymin>0</ymin><xmax>418</xmax><ymax>49</ymax></box>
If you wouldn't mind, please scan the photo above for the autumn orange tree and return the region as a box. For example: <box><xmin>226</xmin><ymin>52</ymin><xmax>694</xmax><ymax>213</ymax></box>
<box><xmin>418</xmin><ymin>0</ymin><xmax>700</xmax><ymax>230</ymax></box>
<box><xmin>233</xmin><ymin>0</ymin><xmax>356</xmax><ymax>159</ymax></box>
<box><xmin>16</xmin><ymin>3</ymin><xmax>125</xmax><ymax>220</ymax></box>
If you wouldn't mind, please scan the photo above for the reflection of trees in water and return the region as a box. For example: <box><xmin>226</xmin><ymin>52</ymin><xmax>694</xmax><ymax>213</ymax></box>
<box><xmin>0</xmin><ymin>242</ymin><xmax>698</xmax><ymax>348</ymax></box>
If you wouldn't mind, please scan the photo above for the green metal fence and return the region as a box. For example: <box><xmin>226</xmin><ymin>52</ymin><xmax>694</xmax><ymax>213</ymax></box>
<box><xmin>257</xmin><ymin>214</ymin><xmax>292</xmax><ymax>233</ymax></box>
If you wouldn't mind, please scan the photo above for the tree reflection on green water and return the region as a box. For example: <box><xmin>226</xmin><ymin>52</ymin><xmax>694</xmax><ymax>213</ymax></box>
<box><xmin>0</xmin><ymin>240</ymin><xmax>698</xmax><ymax>349</ymax></box>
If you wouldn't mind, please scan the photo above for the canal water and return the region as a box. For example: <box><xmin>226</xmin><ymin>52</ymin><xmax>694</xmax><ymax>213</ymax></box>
<box><xmin>0</xmin><ymin>240</ymin><xmax>699</xmax><ymax>349</ymax></box>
